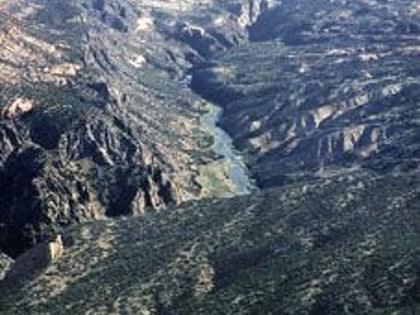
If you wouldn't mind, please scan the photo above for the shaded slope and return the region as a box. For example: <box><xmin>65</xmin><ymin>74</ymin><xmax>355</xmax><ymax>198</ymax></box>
<box><xmin>0</xmin><ymin>9</ymin><xmax>182</xmax><ymax>256</ymax></box>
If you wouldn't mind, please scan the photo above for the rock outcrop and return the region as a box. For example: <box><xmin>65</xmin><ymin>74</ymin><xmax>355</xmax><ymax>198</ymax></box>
<box><xmin>1</xmin><ymin>98</ymin><xmax>33</xmax><ymax>119</ymax></box>
<box><xmin>1</xmin><ymin>235</ymin><xmax>63</xmax><ymax>289</ymax></box>
<box><xmin>0</xmin><ymin>253</ymin><xmax>13</xmax><ymax>281</ymax></box>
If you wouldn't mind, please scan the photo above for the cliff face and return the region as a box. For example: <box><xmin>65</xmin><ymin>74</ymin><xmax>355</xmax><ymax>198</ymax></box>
<box><xmin>0</xmin><ymin>253</ymin><xmax>12</xmax><ymax>281</ymax></box>
<box><xmin>191</xmin><ymin>0</ymin><xmax>420</xmax><ymax>188</ymax></box>
<box><xmin>0</xmin><ymin>0</ymin><xmax>277</xmax><ymax>257</ymax></box>
<box><xmin>0</xmin><ymin>6</ymin><xmax>182</xmax><ymax>256</ymax></box>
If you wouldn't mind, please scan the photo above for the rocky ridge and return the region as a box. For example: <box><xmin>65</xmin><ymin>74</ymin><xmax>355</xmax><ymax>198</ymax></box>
<box><xmin>0</xmin><ymin>0</ymin><xmax>275</xmax><ymax>257</ymax></box>
<box><xmin>191</xmin><ymin>0</ymin><xmax>420</xmax><ymax>187</ymax></box>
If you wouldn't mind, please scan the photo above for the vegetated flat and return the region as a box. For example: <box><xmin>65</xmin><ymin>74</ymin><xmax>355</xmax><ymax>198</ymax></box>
<box><xmin>1</xmin><ymin>171</ymin><xmax>419</xmax><ymax>315</ymax></box>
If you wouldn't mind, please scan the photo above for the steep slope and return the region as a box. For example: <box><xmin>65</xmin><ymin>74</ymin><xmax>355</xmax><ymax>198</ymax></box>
<box><xmin>1</xmin><ymin>172</ymin><xmax>419</xmax><ymax>315</ymax></box>
<box><xmin>191</xmin><ymin>0</ymin><xmax>420</xmax><ymax>188</ymax></box>
<box><xmin>0</xmin><ymin>2</ymin><xmax>419</xmax><ymax>313</ymax></box>
<box><xmin>0</xmin><ymin>6</ymin><xmax>186</xmax><ymax>256</ymax></box>
<box><xmin>0</xmin><ymin>252</ymin><xmax>12</xmax><ymax>280</ymax></box>
<box><xmin>0</xmin><ymin>0</ymin><xmax>271</xmax><ymax>257</ymax></box>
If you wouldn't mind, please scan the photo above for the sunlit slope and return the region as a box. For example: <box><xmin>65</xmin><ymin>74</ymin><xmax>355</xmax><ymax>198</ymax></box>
<box><xmin>191</xmin><ymin>0</ymin><xmax>420</xmax><ymax>188</ymax></box>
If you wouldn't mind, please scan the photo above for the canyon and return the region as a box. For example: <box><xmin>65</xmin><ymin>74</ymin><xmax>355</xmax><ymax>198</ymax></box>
<box><xmin>0</xmin><ymin>0</ymin><xmax>419</xmax><ymax>314</ymax></box>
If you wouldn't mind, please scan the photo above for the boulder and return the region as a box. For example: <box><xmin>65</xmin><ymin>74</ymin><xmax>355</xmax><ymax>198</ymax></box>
<box><xmin>3</xmin><ymin>235</ymin><xmax>64</xmax><ymax>285</ymax></box>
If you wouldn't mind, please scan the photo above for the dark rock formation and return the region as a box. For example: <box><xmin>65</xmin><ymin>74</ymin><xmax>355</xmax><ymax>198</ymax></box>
<box><xmin>0</xmin><ymin>0</ymin><xmax>265</xmax><ymax>257</ymax></box>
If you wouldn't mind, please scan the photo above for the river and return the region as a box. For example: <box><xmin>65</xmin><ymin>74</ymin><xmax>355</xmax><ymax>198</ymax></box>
<box><xmin>178</xmin><ymin>74</ymin><xmax>255</xmax><ymax>197</ymax></box>
<box><xmin>199</xmin><ymin>101</ymin><xmax>255</xmax><ymax>196</ymax></box>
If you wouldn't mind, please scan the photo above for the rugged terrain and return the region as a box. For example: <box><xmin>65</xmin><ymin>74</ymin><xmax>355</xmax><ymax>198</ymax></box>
<box><xmin>192</xmin><ymin>0</ymin><xmax>420</xmax><ymax>187</ymax></box>
<box><xmin>0</xmin><ymin>0</ymin><xmax>419</xmax><ymax>314</ymax></box>
<box><xmin>1</xmin><ymin>172</ymin><xmax>420</xmax><ymax>315</ymax></box>
<box><xmin>0</xmin><ymin>0</ymin><xmax>266</xmax><ymax>257</ymax></box>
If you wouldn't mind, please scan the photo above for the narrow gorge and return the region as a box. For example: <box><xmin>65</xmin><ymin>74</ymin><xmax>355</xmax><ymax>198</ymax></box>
<box><xmin>0</xmin><ymin>1</ymin><xmax>419</xmax><ymax>314</ymax></box>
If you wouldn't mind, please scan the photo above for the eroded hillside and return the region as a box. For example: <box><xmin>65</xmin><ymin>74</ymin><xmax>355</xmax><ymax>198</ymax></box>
<box><xmin>192</xmin><ymin>0</ymin><xmax>420</xmax><ymax>187</ymax></box>
<box><xmin>0</xmin><ymin>0</ymin><xmax>274</xmax><ymax>257</ymax></box>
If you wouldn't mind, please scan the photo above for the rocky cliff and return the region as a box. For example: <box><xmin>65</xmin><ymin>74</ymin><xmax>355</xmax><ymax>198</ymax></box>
<box><xmin>0</xmin><ymin>253</ymin><xmax>13</xmax><ymax>281</ymax></box>
<box><xmin>0</xmin><ymin>0</ymin><xmax>275</xmax><ymax>257</ymax></box>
